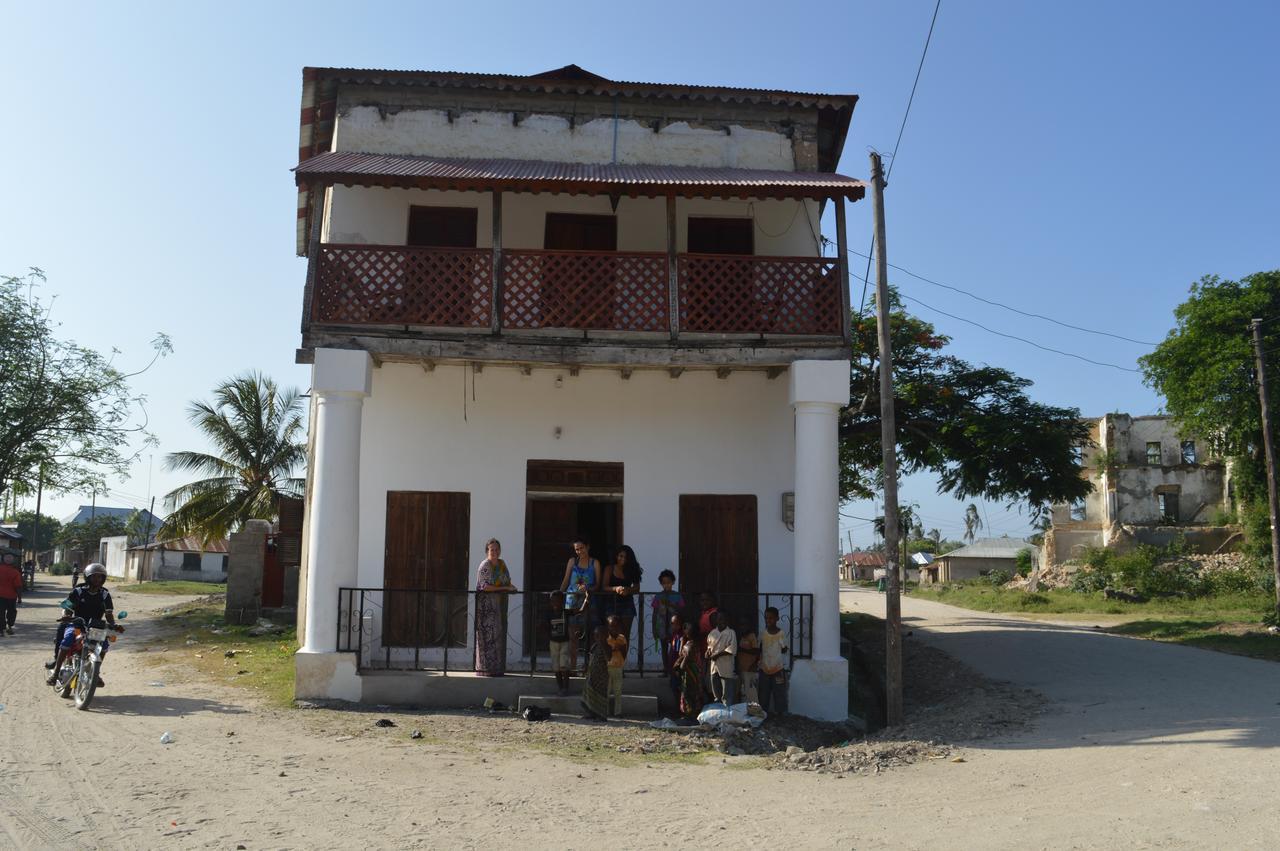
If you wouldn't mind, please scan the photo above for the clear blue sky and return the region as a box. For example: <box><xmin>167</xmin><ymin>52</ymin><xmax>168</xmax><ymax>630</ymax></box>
<box><xmin>2</xmin><ymin>1</ymin><xmax>1276</xmax><ymax>545</ymax></box>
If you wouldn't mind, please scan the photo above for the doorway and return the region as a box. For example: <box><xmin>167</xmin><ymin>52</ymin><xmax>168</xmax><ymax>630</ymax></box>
<box><xmin>524</xmin><ymin>460</ymin><xmax>623</xmax><ymax>649</ymax></box>
<box><xmin>678</xmin><ymin>494</ymin><xmax>759</xmax><ymax>610</ymax></box>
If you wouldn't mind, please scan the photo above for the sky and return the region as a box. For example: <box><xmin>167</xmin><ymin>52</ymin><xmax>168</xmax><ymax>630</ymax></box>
<box><xmin>1</xmin><ymin>1</ymin><xmax>1277</xmax><ymax>546</ymax></box>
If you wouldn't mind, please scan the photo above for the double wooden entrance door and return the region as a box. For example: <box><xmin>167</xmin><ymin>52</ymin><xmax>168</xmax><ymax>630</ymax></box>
<box><xmin>383</xmin><ymin>491</ymin><xmax>470</xmax><ymax>647</ymax></box>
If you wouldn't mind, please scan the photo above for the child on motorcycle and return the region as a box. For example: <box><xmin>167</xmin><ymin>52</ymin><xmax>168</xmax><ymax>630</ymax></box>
<box><xmin>44</xmin><ymin>563</ymin><xmax>123</xmax><ymax>688</ymax></box>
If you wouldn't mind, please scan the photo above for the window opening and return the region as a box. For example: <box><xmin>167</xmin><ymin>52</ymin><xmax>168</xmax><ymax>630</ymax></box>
<box><xmin>1181</xmin><ymin>440</ymin><xmax>1197</xmax><ymax>464</ymax></box>
<box><xmin>1157</xmin><ymin>492</ymin><xmax>1179</xmax><ymax>523</ymax></box>
<box><xmin>1146</xmin><ymin>442</ymin><xmax>1162</xmax><ymax>465</ymax></box>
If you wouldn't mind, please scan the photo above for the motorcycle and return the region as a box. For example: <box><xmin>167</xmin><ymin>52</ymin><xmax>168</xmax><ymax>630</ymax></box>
<box><xmin>49</xmin><ymin>603</ymin><xmax>127</xmax><ymax>710</ymax></box>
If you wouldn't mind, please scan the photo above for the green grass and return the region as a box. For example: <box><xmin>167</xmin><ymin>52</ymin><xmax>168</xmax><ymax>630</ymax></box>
<box><xmin>1108</xmin><ymin>619</ymin><xmax>1280</xmax><ymax>662</ymax></box>
<box><xmin>121</xmin><ymin>580</ymin><xmax>228</xmax><ymax>596</ymax></box>
<box><xmin>912</xmin><ymin>584</ymin><xmax>1272</xmax><ymax>619</ymax></box>
<box><xmin>145</xmin><ymin>598</ymin><xmax>297</xmax><ymax>706</ymax></box>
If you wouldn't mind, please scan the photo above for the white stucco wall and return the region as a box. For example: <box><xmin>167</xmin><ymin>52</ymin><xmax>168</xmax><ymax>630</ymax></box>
<box><xmin>100</xmin><ymin>536</ymin><xmax>129</xmax><ymax>579</ymax></box>
<box><xmin>355</xmin><ymin>363</ymin><xmax>797</xmax><ymax>594</ymax></box>
<box><xmin>333</xmin><ymin>107</ymin><xmax>795</xmax><ymax>171</ymax></box>
<box><xmin>325</xmin><ymin>187</ymin><xmax>821</xmax><ymax>257</ymax></box>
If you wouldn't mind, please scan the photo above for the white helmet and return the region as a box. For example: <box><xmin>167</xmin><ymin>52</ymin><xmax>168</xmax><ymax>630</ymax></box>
<box><xmin>84</xmin><ymin>563</ymin><xmax>108</xmax><ymax>578</ymax></box>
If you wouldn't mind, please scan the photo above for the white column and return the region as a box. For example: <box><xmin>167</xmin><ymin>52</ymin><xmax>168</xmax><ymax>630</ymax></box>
<box><xmin>788</xmin><ymin>359</ymin><xmax>850</xmax><ymax>720</ymax></box>
<box><xmin>297</xmin><ymin>349</ymin><xmax>370</xmax><ymax>699</ymax></box>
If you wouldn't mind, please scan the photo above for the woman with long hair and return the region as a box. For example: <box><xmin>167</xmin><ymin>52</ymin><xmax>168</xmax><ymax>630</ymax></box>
<box><xmin>475</xmin><ymin>538</ymin><xmax>515</xmax><ymax>676</ymax></box>
<box><xmin>603</xmin><ymin>544</ymin><xmax>642</xmax><ymax>643</ymax></box>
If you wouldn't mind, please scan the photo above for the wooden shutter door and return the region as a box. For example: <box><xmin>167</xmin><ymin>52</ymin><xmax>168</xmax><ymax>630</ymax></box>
<box><xmin>679</xmin><ymin>495</ymin><xmax>759</xmax><ymax>610</ymax></box>
<box><xmin>383</xmin><ymin>491</ymin><xmax>470</xmax><ymax>647</ymax></box>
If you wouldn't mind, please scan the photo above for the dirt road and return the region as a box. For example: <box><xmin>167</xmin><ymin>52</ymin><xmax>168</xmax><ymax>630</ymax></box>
<box><xmin>2</xmin><ymin>579</ymin><xmax>1277</xmax><ymax>849</ymax></box>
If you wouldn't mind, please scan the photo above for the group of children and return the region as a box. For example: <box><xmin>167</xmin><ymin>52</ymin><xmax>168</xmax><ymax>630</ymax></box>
<box><xmin>543</xmin><ymin>568</ymin><xmax>789</xmax><ymax>722</ymax></box>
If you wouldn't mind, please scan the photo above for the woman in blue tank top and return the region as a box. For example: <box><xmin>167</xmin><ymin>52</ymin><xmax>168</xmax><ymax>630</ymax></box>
<box><xmin>559</xmin><ymin>535</ymin><xmax>600</xmax><ymax>674</ymax></box>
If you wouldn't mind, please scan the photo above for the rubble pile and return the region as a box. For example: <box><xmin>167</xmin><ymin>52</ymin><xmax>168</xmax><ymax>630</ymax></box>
<box><xmin>779</xmin><ymin>739</ymin><xmax>953</xmax><ymax>774</ymax></box>
<box><xmin>1006</xmin><ymin>562</ymin><xmax>1076</xmax><ymax>590</ymax></box>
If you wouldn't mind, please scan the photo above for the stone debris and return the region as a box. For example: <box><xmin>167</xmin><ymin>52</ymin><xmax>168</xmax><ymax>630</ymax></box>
<box><xmin>780</xmin><ymin>739</ymin><xmax>953</xmax><ymax>774</ymax></box>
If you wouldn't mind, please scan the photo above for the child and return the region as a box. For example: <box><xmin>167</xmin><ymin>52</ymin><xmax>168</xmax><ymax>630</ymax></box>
<box><xmin>705</xmin><ymin>610</ymin><xmax>738</xmax><ymax>705</ymax></box>
<box><xmin>580</xmin><ymin>625</ymin><xmax>611</xmax><ymax>721</ymax></box>
<box><xmin>674</xmin><ymin>621</ymin><xmax>704</xmax><ymax>720</ymax></box>
<box><xmin>757</xmin><ymin>606</ymin><xmax>789</xmax><ymax>715</ymax></box>
<box><xmin>696</xmin><ymin>592</ymin><xmax>719</xmax><ymax>637</ymax></box>
<box><xmin>605</xmin><ymin>614</ymin><xmax>628</xmax><ymax>716</ymax></box>
<box><xmin>650</xmin><ymin>569</ymin><xmax>684</xmax><ymax>673</ymax></box>
<box><xmin>666</xmin><ymin>613</ymin><xmax>685</xmax><ymax>702</ymax></box>
<box><xmin>546</xmin><ymin>591</ymin><xmax>571</xmax><ymax>696</ymax></box>
<box><xmin>736</xmin><ymin>615</ymin><xmax>760</xmax><ymax>704</ymax></box>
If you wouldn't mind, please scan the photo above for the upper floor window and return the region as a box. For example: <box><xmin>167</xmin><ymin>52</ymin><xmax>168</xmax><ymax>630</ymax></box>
<box><xmin>544</xmin><ymin>213</ymin><xmax>616</xmax><ymax>251</ymax></box>
<box><xmin>1146</xmin><ymin>442</ymin><xmax>1162</xmax><ymax>465</ymax></box>
<box><xmin>1181</xmin><ymin>440</ymin><xmax>1197</xmax><ymax>464</ymax></box>
<box><xmin>1069</xmin><ymin>500</ymin><xmax>1086</xmax><ymax>521</ymax></box>
<box><xmin>407</xmin><ymin>206</ymin><xmax>478</xmax><ymax>248</ymax></box>
<box><xmin>687</xmin><ymin>217</ymin><xmax>754</xmax><ymax>255</ymax></box>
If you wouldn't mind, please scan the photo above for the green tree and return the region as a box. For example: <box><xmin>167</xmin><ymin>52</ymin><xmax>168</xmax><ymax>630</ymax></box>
<box><xmin>12</xmin><ymin>510</ymin><xmax>60</xmax><ymax>554</ymax></box>
<box><xmin>160</xmin><ymin>373</ymin><xmax>306</xmax><ymax>544</ymax></box>
<box><xmin>0</xmin><ymin>269</ymin><xmax>170</xmax><ymax>497</ymax></box>
<box><xmin>1139</xmin><ymin>270</ymin><xmax>1280</xmax><ymax>617</ymax></box>
<box><xmin>842</xmin><ymin>298</ymin><xmax>1091</xmax><ymax>519</ymax></box>
<box><xmin>1139</xmin><ymin>271</ymin><xmax>1280</xmax><ymax>460</ymax></box>
<box><xmin>124</xmin><ymin>508</ymin><xmax>157</xmax><ymax>547</ymax></box>
<box><xmin>54</xmin><ymin>516</ymin><xmax>127</xmax><ymax>552</ymax></box>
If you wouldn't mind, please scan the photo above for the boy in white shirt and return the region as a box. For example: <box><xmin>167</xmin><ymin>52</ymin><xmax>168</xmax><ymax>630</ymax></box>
<box><xmin>705</xmin><ymin>610</ymin><xmax>738</xmax><ymax>705</ymax></box>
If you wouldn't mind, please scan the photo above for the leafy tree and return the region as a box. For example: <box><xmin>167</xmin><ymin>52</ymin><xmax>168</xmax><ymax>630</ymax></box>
<box><xmin>12</xmin><ymin>510</ymin><xmax>60</xmax><ymax>553</ymax></box>
<box><xmin>841</xmin><ymin>298</ymin><xmax>1091</xmax><ymax>520</ymax></box>
<box><xmin>1139</xmin><ymin>271</ymin><xmax>1280</xmax><ymax>460</ymax></box>
<box><xmin>54</xmin><ymin>516</ymin><xmax>127</xmax><ymax>551</ymax></box>
<box><xmin>125</xmin><ymin>508</ymin><xmax>158</xmax><ymax>547</ymax></box>
<box><xmin>0</xmin><ymin>269</ymin><xmax>170</xmax><ymax>497</ymax></box>
<box><xmin>161</xmin><ymin>373</ymin><xmax>306</xmax><ymax>544</ymax></box>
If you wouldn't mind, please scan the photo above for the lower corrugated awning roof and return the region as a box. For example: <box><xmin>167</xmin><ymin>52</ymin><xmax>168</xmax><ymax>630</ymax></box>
<box><xmin>294</xmin><ymin>151</ymin><xmax>865</xmax><ymax>201</ymax></box>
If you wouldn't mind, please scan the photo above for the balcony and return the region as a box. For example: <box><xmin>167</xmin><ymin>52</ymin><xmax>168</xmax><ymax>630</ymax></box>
<box><xmin>311</xmin><ymin>244</ymin><xmax>843</xmax><ymax>339</ymax></box>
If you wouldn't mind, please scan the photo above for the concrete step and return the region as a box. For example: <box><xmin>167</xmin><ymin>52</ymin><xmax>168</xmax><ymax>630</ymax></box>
<box><xmin>518</xmin><ymin>693</ymin><xmax>660</xmax><ymax>719</ymax></box>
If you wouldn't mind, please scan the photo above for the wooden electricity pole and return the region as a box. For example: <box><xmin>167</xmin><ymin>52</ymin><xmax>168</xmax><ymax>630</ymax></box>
<box><xmin>870</xmin><ymin>151</ymin><xmax>903</xmax><ymax>726</ymax></box>
<box><xmin>1249</xmin><ymin>319</ymin><xmax>1280</xmax><ymax>618</ymax></box>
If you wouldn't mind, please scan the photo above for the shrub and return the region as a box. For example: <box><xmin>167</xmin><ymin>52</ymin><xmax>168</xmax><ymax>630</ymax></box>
<box><xmin>985</xmin><ymin>569</ymin><xmax>1012</xmax><ymax>587</ymax></box>
<box><xmin>49</xmin><ymin>561</ymin><xmax>71</xmax><ymax>576</ymax></box>
<box><xmin>1015</xmin><ymin>548</ymin><xmax>1034</xmax><ymax>578</ymax></box>
<box><xmin>1071</xmin><ymin>569</ymin><xmax>1109</xmax><ymax>594</ymax></box>
<box><xmin>1082</xmin><ymin>547</ymin><xmax>1113</xmax><ymax>571</ymax></box>
<box><xmin>1203</xmin><ymin>567</ymin><xmax>1260</xmax><ymax>596</ymax></box>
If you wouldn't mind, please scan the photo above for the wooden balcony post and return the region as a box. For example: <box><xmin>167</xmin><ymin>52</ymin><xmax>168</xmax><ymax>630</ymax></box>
<box><xmin>667</xmin><ymin>194</ymin><xmax>679</xmax><ymax>341</ymax></box>
<box><xmin>491</xmin><ymin>190</ymin><xmax>504</xmax><ymax>335</ymax></box>
<box><xmin>300</xmin><ymin>184</ymin><xmax>327</xmax><ymax>335</ymax></box>
<box><xmin>834</xmin><ymin>198</ymin><xmax>852</xmax><ymax>345</ymax></box>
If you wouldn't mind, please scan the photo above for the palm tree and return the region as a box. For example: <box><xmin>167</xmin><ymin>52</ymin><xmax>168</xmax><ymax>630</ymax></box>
<box><xmin>962</xmin><ymin>503</ymin><xmax>983</xmax><ymax>543</ymax></box>
<box><xmin>161</xmin><ymin>373</ymin><xmax>305</xmax><ymax>544</ymax></box>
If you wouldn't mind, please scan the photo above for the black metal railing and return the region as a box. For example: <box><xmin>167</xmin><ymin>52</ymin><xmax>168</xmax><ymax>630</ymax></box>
<box><xmin>336</xmin><ymin>588</ymin><xmax>812</xmax><ymax>675</ymax></box>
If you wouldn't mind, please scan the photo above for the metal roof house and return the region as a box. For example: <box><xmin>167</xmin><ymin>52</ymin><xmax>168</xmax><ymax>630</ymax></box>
<box><xmin>934</xmin><ymin>538</ymin><xmax>1035</xmax><ymax>583</ymax></box>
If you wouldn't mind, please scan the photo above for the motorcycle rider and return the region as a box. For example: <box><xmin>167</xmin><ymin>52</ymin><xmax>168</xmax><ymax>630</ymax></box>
<box><xmin>44</xmin><ymin>563</ymin><xmax>123</xmax><ymax>688</ymax></box>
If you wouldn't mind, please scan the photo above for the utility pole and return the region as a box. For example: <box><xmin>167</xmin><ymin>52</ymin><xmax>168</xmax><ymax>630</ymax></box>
<box><xmin>870</xmin><ymin>151</ymin><xmax>903</xmax><ymax>726</ymax></box>
<box><xmin>141</xmin><ymin>496</ymin><xmax>156</xmax><ymax>583</ymax></box>
<box><xmin>1250</xmin><ymin>318</ymin><xmax>1280</xmax><ymax>619</ymax></box>
<box><xmin>32</xmin><ymin>467</ymin><xmax>44</xmax><ymax>566</ymax></box>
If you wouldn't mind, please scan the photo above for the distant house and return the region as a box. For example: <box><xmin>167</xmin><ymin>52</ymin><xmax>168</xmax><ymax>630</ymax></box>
<box><xmin>934</xmin><ymin>537</ymin><xmax>1034</xmax><ymax>583</ymax></box>
<box><xmin>127</xmin><ymin>536</ymin><xmax>230</xmax><ymax>583</ymax></box>
<box><xmin>0</xmin><ymin>526</ymin><xmax>22</xmax><ymax>553</ymax></box>
<box><xmin>841</xmin><ymin>551</ymin><xmax>887</xmax><ymax>582</ymax></box>
<box><xmin>912</xmin><ymin>551</ymin><xmax>937</xmax><ymax>584</ymax></box>
<box><xmin>60</xmin><ymin>505</ymin><xmax>164</xmax><ymax>537</ymax></box>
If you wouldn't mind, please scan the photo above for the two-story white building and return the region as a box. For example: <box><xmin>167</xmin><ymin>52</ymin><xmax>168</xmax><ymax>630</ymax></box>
<box><xmin>291</xmin><ymin>65</ymin><xmax>863</xmax><ymax>720</ymax></box>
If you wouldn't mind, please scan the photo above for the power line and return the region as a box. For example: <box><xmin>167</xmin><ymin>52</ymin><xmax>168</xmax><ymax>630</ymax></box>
<box><xmin>845</xmin><ymin>248</ymin><xmax>1159</xmax><ymax>347</ymax></box>
<box><xmin>900</xmin><ymin>292</ymin><xmax>1142</xmax><ymax>373</ymax></box>
<box><xmin>856</xmin><ymin>0</ymin><xmax>943</xmax><ymax>319</ymax></box>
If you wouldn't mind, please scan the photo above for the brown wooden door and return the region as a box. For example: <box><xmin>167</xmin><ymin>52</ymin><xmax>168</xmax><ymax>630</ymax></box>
<box><xmin>543</xmin><ymin>213</ymin><xmax>617</xmax><ymax>328</ymax></box>
<box><xmin>678</xmin><ymin>495</ymin><xmax>759</xmax><ymax>605</ymax></box>
<box><xmin>526</xmin><ymin>499</ymin><xmax>578</xmax><ymax>594</ymax></box>
<box><xmin>384</xmin><ymin>491</ymin><xmax>470</xmax><ymax>647</ymax></box>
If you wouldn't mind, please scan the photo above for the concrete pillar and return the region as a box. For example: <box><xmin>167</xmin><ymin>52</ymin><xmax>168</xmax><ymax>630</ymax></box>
<box><xmin>296</xmin><ymin>349</ymin><xmax>370</xmax><ymax>702</ymax></box>
<box><xmin>788</xmin><ymin>359</ymin><xmax>850</xmax><ymax>721</ymax></box>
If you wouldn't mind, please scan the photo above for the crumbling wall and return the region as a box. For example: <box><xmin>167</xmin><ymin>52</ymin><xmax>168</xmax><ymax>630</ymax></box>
<box><xmin>225</xmin><ymin>520</ymin><xmax>270</xmax><ymax>626</ymax></box>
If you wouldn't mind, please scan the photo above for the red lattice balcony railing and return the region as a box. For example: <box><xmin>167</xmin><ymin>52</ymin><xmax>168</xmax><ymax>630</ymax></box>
<box><xmin>502</xmin><ymin>249</ymin><xmax>669</xmax><ymax>332</ymax></box>
<box><xmin>313</xmin><ymin>244</ymin><xmax>492</xmax><ymax>328</ymax></box>
<box><xmin>310</xmin><ymin>245</ymin><xmax>844</xmax><ymax>338</ymax></box>
<box><xmin>678</xmin><ymin>254</ymin><xmax>842</xmax><ymax>335</ymax></box>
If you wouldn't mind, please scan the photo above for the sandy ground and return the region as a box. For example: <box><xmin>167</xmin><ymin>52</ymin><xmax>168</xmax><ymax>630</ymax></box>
<box><xmin>1</xmin><ymin>579</ymin><xmax>1278</xmax><ymax>849</ymax></box>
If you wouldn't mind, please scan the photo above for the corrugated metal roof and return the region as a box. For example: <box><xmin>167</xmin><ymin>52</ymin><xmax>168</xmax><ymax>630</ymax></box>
<box><xmin>130</xmin><ymin>535</ymin><xmax>229</xmax><ymax>554</ymax></box>
<box><xmin>939</xmin><ymin>538</ymin><xmax>1036</xmax><ymax>560</ymax></box>
<box><xmin>294</xmin><ymin>151</ymin><xmax>865</xmax><ymax>199</ymax></box>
